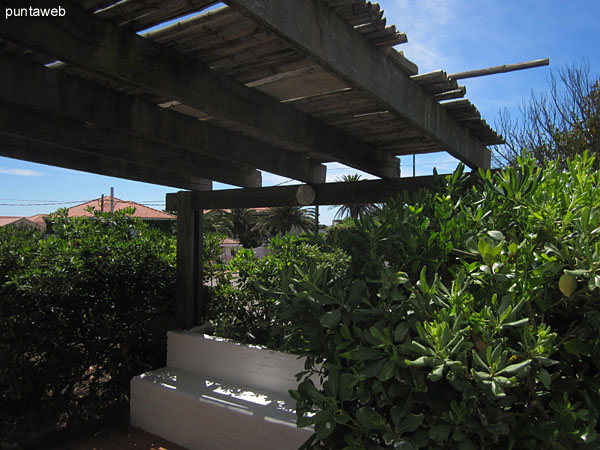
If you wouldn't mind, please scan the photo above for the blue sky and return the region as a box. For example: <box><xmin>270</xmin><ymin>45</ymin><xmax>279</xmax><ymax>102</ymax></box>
<box><xmin>1</xmin><ymin>0</ymin><xmax>598</xmax><ymax>224</ymax></box>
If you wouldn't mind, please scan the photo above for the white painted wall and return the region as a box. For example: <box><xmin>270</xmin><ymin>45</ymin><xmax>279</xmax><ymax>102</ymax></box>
<box><xmin>130</xmin><ymin>331</ymin><xmax>314</xmax><ymax>450</ymax></box>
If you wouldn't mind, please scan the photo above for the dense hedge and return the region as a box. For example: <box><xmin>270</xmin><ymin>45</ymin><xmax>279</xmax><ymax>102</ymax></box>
<box><xmin>0</xmin><ymin>210</ymin><xmax>221</xmax><ymax>448</ymax></box>
<box><xmin>245</xmin><ymin>155</ymin><xmax>600</xmax><ymax>449</ymax></box>
<box><xmin>208</xmin><ymin>234</ymin><xmax>349</xmax><ymax>347</ymax></box>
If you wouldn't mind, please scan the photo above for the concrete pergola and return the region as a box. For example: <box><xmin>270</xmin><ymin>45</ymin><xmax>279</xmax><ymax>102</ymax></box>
<box><xmin>0</xmin><ymin>0</ymin><xmax>501</xmax><ymax>329</ymax></box>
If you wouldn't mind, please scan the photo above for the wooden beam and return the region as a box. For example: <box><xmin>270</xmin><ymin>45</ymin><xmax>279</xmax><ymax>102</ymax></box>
<box><xmin>166</xmin><ymin>176</ymin><xmax>441</xmax><ymax>210</ymax></box>
<box><xmin>0</xmin><ymin>53</ymin><xmax>326</xmax><ymax>184</ymax></box>
<box><xmin>226</xmin><ymin>0</ymin><xmax>491</xmax><ymax>169</ymax></box>
<box><xmin>0</xmin><ymin>135</ymin><xmax>212</xmax><ymax>191</ymax></box>
<box><xmin>0</xmin><ymin>0</ymin><xmax>399</xmax><ymax>178</ymax></box>
<box><xmin>176</xmin><ymin>191</ymin><xmax>204</xmax><ymax>329</ymax></box>
<box><xmin>449</xmin><ymin>58</ymin><xmax>550</xmax><ymax>80</ymax></box>
<box><xmin>0</xmin><ymin>100</ymin><xmax>262</xmax><ymax>188</ymax></box>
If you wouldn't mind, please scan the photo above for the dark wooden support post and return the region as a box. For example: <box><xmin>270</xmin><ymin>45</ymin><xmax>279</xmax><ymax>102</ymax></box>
<box><xmin>176</xmin><ymin>191</ymin><xmax>204</xmax><ymax>329</ymax></box>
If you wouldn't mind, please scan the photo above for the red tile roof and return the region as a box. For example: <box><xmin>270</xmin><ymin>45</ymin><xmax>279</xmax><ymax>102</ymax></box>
<box><xmin>0</xmin><ymin>216</ymin><xmax>45</xmax><ymax>231</ymax></box>
<box><xmin>27</xmin><ymin>213</ymin><xmax>48</xmax><ymax>227</ymax></box>
<box><xmin>0</xmin><ymin>216</ymin><xmax>23</xmax><ymax>227</ymax></box>
<box><xmin>65</xmin><ymin>196</ymin><xmax>175</xmax><ymax>220</ymax></box>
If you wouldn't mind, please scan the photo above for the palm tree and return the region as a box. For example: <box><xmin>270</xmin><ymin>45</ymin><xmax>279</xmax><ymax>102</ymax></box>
<box><xmin>332</xmin><ymin>173</ymin><xmax>375</xmax><ymax>219</ymax></box>
<box><xmin>205</xmin><ymin>208</ymin><xmax>264</xmax><ymax>248</ymax></box>
<box><xmin>255</xmin><ymin>206</ymin><xmax>315</xmax><ymax>236</ymax></box>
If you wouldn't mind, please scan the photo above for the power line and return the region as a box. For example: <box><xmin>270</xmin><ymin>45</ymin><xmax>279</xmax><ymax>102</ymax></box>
<box><xmin>0</xmin><ymin>199</ymin><xmax>88</xmax><ymax>203</ymax></box>
<box><xmin>0</xmin><ymin>202</ymin><xmax>88</xmax><ymax>206</ymax></box>
<box><xmin>0</xmin><ymin>199</ymin><xmax>168</xmax><ymax>207</ymax></box>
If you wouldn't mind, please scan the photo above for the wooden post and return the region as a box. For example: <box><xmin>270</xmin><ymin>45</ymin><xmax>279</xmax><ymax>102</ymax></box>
<box><xmin>176</xmin><ymin>191</ymin><xmax>204</xmax><ymax>329</ymax></box>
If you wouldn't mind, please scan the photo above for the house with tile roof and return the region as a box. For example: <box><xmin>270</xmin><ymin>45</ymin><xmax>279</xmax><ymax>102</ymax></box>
<box><xmin>67</xmin><ymin>196</ymin><xmax>177</xmax><ymax>231</ymax></box>
<box><xmin>65</xmin><ymin>196</ymin><xmax>175</xmax><ymax>220</ymax></box>
<box><xmin>0</xmin><ymin>216</ymin><xmax>45</xmax><ymax>232</ymax></box>
<box><xmin>13</xmin><ymin>197</ymin><xmax>176</xmax><ymax>233</ymax></box>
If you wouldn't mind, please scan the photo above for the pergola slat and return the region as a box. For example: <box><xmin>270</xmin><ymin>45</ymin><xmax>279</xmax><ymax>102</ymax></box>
<box><xmin>226</xmin><ymin>0</ymin><xmax>491</xmax><ymax>169</ymax></box>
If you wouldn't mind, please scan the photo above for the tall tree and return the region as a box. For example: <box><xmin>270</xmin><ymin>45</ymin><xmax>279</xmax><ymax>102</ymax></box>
<box><xmin>205</xmin><ymin>208</ymin><xmax>263</xmax><ymax>248</ymax></box>
<box><xmin>332</xmin><ymin>173</ymin><xmax>375</xmax><ymax>219</ymax></box>
<box><xmin>255</xmin><ymin>206</ymin><xmax>314</xmax><ymax>236</ymax></box>
<box><xmin>495</xmin><ymin>61</ymin><xmax>599</xmax><ymax>168</ymax></box>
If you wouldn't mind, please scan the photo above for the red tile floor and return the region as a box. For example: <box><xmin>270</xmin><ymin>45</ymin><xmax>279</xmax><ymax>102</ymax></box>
<box><xmin>49</xmin><ymin>427</ymin><xmax>187</xmax><ymax>450</ymax></box>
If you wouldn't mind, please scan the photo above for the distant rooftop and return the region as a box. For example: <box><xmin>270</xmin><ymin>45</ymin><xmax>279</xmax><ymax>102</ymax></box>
<box><xmin>66</xmin><ymin>196</ymin><xmax>175</xmax><ymax>220</ymax></box>
<box><xmin>0</xmin><ymin>216</ymin><xmax>45</xmax><ymax>231</ymax></box>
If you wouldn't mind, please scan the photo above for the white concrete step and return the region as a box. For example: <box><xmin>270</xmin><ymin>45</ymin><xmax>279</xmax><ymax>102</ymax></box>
<box><xmin>166</xmin><ymin>331</ymin><xmax>308</xmax><ymax>395</ymax></box>
<box><xmin>130</xmin><ymin>331</ymin><xmax>313</xmax><ymax>450</ymax></box>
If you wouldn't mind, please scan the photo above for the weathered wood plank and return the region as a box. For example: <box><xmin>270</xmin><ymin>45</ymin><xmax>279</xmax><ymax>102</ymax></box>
<box><xmin>0</xmin><ymin>0</ymin><xmax>399</xmax><ymax>178</ymax></box>
<box><xmin>96</xmin><ymin>0</ymin><xmax>220</xmax><ymax>31</ymax></box>
<box><xmin>175</xmin><ymin>191</ymin><xmax>205</xmax><ymax>329</ymax></box>
<box><xmin>166</xmin><ymin>175</ymin><xmax>443</xmax><ymax>210</ymax></box>
<box><xmin>0</xmin><ymin>100</ymin><xmax>261</xmax><ymax>188</ymax></box>
<box><xmin>226</xmin><ymin>0</ymin><xmax>491</xmax><ymax>169</ymax></box>
<box><xmin>0</xmin><ymin>53</ymin><xmax>326</xmax><ymax>184</ymax></box>
<box><xmin>0</xmin><ymin>135</ymin><xmax>212</xmax><ymax>191</ymax></box>
<box><xmin>449</xmin><ymin>58</ymin><xmax>550</xmax><ymax>80</ymax></box>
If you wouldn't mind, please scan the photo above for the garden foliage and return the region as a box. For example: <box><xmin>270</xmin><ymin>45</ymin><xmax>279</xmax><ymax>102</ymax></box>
<box><xmin>208</xmin><ymin>234</ymin><xmax>348</xmax><ymax>347</ymax></box>
<box><xmin>0</xmin><ymin>209</ymin><xmax>221</xmax><ymax>448</ymax></box>
<box><xmin>261</xmin><ymin>154</ymin><xmax>600</xmax><ymax>449</ymax></box>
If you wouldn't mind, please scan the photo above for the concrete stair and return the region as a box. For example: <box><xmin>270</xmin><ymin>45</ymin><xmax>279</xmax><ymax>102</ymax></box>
<box><xmin>130</xmin><ymin>331</ymin><xmax>313</xmax><ymax>450</ymax></box>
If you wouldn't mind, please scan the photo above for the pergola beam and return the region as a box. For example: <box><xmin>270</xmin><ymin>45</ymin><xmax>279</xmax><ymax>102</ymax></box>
<box><xmin>0</xmin><ymin>100</ymin><xmax>261</xmax><ymax>188</ymax></box>
<box><xmin>0</xmin><ymin>0</ymin><xmax>399</xmax><ymax>178</ymax></box>
<box><xmin>166</xmin><ymin>175</ymin><xmax>440</xmax><ymax>211</ymax></box>
<box><xmin>0</xmin><ymin>135</ymin><xmax>212</xmax><ymax>192</ymax></box>
<box><xmin>0</xmin><ymin>53</ymin><xmax>326</xmax><ymax>185</ymax></box>
<box><xmin>176</xmin><ymin>191</ymin><xmax>204</xmax><ymax>329</ymax></box>
<box><xmin>226</xmin><ymin>0</ymin><xmax>491</xmax><ymax>169</ymax></box>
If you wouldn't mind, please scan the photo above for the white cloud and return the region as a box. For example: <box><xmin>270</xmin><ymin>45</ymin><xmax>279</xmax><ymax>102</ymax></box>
<box><xmin>383</xmin><ymin>0</ymin><xmax>462</xmax><ymax>73</ymax></box>
<box><xmin>0</xmin><ymin>168</ymin><xmax>43</xmax><ymax>176</ymax></box>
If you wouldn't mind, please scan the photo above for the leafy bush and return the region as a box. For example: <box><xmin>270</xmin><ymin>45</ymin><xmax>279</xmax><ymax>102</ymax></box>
<box><xmin>208</xmin><ymin>234</ymin><xmax>349</xmax><ymax>347</ymax></box>
<box><xmin>0</xmin><ymin>210</ymin><xmax>223</xmax><ymax>448</ymax></box>
<box><xmin>269</xmin><ymin>154</ymin><xmax>600</xmax><ymax>449</ymax></box>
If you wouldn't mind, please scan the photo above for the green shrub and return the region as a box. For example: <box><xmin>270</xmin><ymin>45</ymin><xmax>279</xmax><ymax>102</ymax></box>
<box><xmin>0</xmin><ymin>209</ymin><xmax>224</xmax><ymax>447</ymax></box>
<box><xmin>270</xmin><ymin>154</ymin><xmax>600</xmax><ymax>449</ymax></box>
<box><xmin>208</xmin><ymin>233</ymin><xmax>349</xmax><ymax>347</ymax></box>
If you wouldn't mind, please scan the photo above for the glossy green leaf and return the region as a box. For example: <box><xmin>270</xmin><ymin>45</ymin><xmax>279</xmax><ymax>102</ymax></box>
<box><xmin>538</xmin><ymin>368</ymin><xmax>551</xmax><ymax>389</ymax></box>
<box><xmin>487</xmin><ymin>230</ymin><xmax>505</xmax><ymax>241</ymax></box>
<box><xmin>356</xmin><ymin>406</ymin><xmax>385</xmax><ymax>430</ymax></box>
<box><xmin>320</xmin><ymin>308</ymin><xmax>342</xmax><ymax>329</ymax></box>
<box><xmin>396</xmin><ymin>413</ymin><xmax>424</xmax><ymax>434</ymax></box>
<box><xmin>354</xmin><ymin>346</ymin><xmax>384</xmax><ymax>361</ymax></box>
<box><xmin>563</xmin><ymin>338</ymin><xmax>586</xmax><ymax>355</ymax></box>
<box><xmin>498</xmin><ymin>359</ymin><xmax>531</xmax><ymax>375</ymax></box>
<box><xmin>429</xmin><ymin>423</ymin><xmax>452</xmax><ymax>441</ymax></box>
<box><xmin>427</xmin><ymin>364</ymin><xmax>444</xmax><ymax>382</ymax></box>
<box><xmin>559</xmin><ymin>273</ymin><xmax>577</xmax><ymax>297</ymax></box>
<box><xmin>339</xmin><ymin>373</ymin><xmax>357</xmax><ymax>402</ymax></box>
<box><xmin>394</xmin><ymin>322</ymin><xmax>410</xmax><ymax>342</ymax></box>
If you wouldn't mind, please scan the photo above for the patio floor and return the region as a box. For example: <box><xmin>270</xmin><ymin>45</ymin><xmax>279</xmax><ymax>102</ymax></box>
<box><xmin>49</xmin><ymin>426</ymin><xmax>187</xmax><ymax>450</ymax></box>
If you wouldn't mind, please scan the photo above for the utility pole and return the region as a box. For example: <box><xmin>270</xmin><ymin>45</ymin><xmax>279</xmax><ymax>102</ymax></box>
<box><xmin>110</xmin><ymin>187</ymin><xmax>114</xmax><ymax>213</ymax></box>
